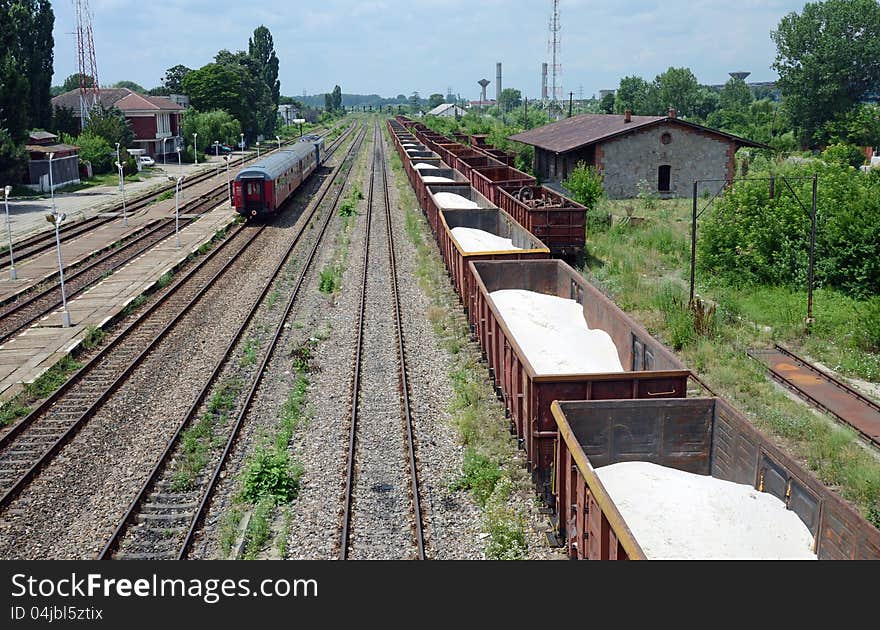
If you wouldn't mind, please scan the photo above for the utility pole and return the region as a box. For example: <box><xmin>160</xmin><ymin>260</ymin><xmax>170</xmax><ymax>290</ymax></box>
<box><xmin>568</xmin><ymin>92</ymin><xmax>573</xmax><ymax>117</ymax></box>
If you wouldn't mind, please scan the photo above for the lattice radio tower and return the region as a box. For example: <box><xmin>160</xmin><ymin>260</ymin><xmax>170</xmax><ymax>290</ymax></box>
<box><xmin>74</xmin><ymin>0</ymin><xmax>100</xmax><ymax>129</ymax></box>
<box><xmin>547</xmin><ymin>0</ymin><xmax>562</xmax><ymax>109</ymax></box>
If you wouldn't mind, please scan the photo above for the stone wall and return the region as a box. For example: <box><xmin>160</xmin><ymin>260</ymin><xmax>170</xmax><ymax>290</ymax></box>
<box><xmin>598</xmin><ymin>122</ymin><xmax>735</xmax><ymax>199</ymax></box>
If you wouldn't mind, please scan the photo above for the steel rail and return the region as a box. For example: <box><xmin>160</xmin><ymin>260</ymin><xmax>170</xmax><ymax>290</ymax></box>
<box><xmin>0</xmin><ymin>221</ymin><xmax>262</xmax><ymax>511</ymax></box>
<box><xmin>98</xmin><ymin>124</ymin><xmax>368</xmax><ymax>559</ymax></box>
<box><xmin>340</xmin><ymin>120</ymin><xmax>426</xmax><ymax>560</ymax></box>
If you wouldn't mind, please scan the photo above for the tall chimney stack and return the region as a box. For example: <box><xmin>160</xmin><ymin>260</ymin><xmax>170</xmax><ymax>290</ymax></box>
<box><xmin>668</xmin><ymin>107</ymin><xmax>677</xmax><ymax>119</ymax></box>
<box><xmin>624</xmin><ymin>109</ymin><xmax>632</xmax><ymax>123</ymax></box>
<box><xmin>541</xmin><ymin>63</ymin><xmax>548</xmax><ymax>101</ymax></box>
<box><xmin>496</xmin><ymin>62</ymin><xmax>502</xmax><ymax>103</ymax></box>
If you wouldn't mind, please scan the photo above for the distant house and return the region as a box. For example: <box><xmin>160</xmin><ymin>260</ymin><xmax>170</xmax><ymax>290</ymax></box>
<box><xmin>509</xmin><ymin>109</ymin><xmax>767</xmax><ymax>198</ymax></box>
<box><xmin>24</xmin><ymin>131</ymin><xmax>80</xmax><ymax>191</ymax></box>
<box><xmin>427</xmin><ymin>103</ymin><xmax>466</xmax><ymax>118</ymax></box>
<box><xmin>51</xmin><ymin>88</ymin><xmax>185</xmax><ymax>159</ymax></box>
<box><xmin>278</xmin><ymin>104</ymin><xmax>299</xmax><ymax>126</ymax></box>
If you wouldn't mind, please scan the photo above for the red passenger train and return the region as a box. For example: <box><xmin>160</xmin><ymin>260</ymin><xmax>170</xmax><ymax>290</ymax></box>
<box><xmin>232</xmin><ymin>136</ymin><xmax>325</xmax><ymax>217</ymax></box>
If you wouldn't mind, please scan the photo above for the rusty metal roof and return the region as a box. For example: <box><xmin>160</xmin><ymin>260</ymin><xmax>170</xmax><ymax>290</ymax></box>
<box><xmin>508</xmin><ymin>113</ymin><xmax>768</xmax><ymax>153</ymax></box>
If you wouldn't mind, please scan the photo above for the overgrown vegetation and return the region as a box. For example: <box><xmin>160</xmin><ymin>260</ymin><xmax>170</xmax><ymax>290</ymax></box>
<box><xmin>170</xmin><ymin>380</ymin><xmax>240</xmax><ymax>492</ymax></box>
<box><xmin>318</xmin><ymin>266</ymin><xmax>342</xmax><ymax>293</ymax></box>
<box><xmin>699</xmin><ymin>160</ymin><xmax>880</xmax><ymax>299</ymax></box>
<box><xmin>585</xmin><ymin>195</ymin><xmax>880</xmax><ymax>527</ymax></box>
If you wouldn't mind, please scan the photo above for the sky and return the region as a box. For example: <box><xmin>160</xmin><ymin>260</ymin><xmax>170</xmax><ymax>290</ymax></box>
<box><xmin>50</xmin><ymin>0</ymin><xmax>807</xmax><ymax>100</ymax></box>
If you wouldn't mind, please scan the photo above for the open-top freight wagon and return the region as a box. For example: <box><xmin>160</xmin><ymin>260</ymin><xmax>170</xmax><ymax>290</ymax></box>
<box><xmin>497</xmin><ymin>185</ymin><xmax>586</xmax><ymax>258</ymax></box>
<box><xmin>437</xmin><ymin>207</ymin><xmax>550</xmax><ymax>308</ymax></box>
<box><xmin>468</xmin><ymin>258</ymin><xmax>690</xmax><ymax>502</ymax></box>
<box><xmin>551</xmin><ymin>397</ymin><xmax>880</xmax><ymax>560</ymax></box>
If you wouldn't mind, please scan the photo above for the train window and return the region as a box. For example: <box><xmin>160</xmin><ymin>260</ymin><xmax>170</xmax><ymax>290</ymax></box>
<box><xmin>248</xmin><ymin>183</ymin><xmax>260</xmax><ymax>195</ymax></box>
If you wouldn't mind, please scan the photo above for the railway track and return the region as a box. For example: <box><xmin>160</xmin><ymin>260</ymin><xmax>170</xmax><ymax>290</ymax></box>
<box><xmin>98</xmin><ymin>123</ymin><xmax>368</xmax><ymax>560</ymax></box>
<box><xmin>0</xmin><ymin>125</ymin><xmax>361</xmax><ymax>518</ymax></box>
<box><xmin>0</xmin><ymin>126</ymin><xmax>342</xmax><ymax>287</ymax></box>
<box><xmin>749</xmin><ymin>343</ymin><xmax>880</xmax><ymax>447</ymax></box>
<box><xmin>340</xmin><ymin>120</ymin><xmax>426</xmax><ymax>560</ymax></box>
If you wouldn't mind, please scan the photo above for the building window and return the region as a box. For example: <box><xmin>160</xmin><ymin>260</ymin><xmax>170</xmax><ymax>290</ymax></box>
<box><xmin>157</xmin><ymin>113</ymin><xmax>170</xmax><ymax>135</ymax></box>
<box><xmin>658</xmin><ymin>165</ymin><xmax>671</xmax><ymax>192</ymax></box>
<box><xmin>660</xmin><ymin>132</ymin><xmax>672</xmax><ymax>145</ymax></box>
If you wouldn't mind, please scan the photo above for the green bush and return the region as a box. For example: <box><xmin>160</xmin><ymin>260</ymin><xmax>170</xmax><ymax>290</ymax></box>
<box><xmin>241</xmin><ymin>448</ymin><xmax>300</xmax><ymax>504</ymax></box>
<box><xmin>698</xmin><ymin>161</ymin><xmax>880</xmax><ymax>298</ymax></box>
<box><xmin>450</xmin><ymin>448</ymin><xmax>503</xmax><ymax>507</ymax></box>
<box><xmin>822</xmin><ymin>143</ymin><xmax>867</xmax><ymax>169</ymax></box>
<box><xmin>71</xmin><ymin>132</ymin><xmax>114</xmax><ymax>174</ymax></box>
<box><xmin>562</xmin><ymin>162</ymin><xmax>604</xmax><ymax>210</ymax></box>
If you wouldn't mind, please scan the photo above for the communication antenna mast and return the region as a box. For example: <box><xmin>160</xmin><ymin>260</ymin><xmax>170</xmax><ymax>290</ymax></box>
<box><xmin>74</xmin><ymin>0</ymin><xmax>100</xmax><ymax>129</ymax></box>
<box><xmin>548</xmin><ymin>0</ymin><xmax>562</xmax><ymax>110</ymax></box>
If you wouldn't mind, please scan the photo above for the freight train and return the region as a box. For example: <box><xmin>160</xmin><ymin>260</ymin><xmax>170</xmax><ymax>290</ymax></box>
<box><xmin>232</xmin><ymin>135</ymin><xmax>325</xmax><ymax>217</ymax></box>
<box><xmin>388</xmin><ymin>115</ymin><xmax>880</xmax><ymax>559</ymax></box>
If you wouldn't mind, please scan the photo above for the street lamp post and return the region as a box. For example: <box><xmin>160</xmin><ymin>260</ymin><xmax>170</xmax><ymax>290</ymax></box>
<box><xmin>4</xmin><ymin>186</ymin><xmax>16</xmax><ymax>280</ymax></box>
<box><xmin>114</xmin><ymin>143</ymin><xmax>121</xmax><ymax>192</ymax></box>
<box><xmin>169</xmin><ymin>175</ymin><xmax>185</xmax><ymax>248</ymax></box>
<box><xmin>256</xmin><ymin>141</ymin><xmax>260</xmax><ymax>158</ymax></box>
<box><xmin>115</xmin><ymin>161</ymin><xmax>128</xmax><ymax>227</ymax></box>
<box><xmin>275</xmin><ymin>135</ymin><xmax>281</xmax><ymax>150</ymax></box>
<box><xmin>193</xmin><ymin>133</ymin><xmax>198</xmax><ymax>166</ymax></box>
<box><xmin>214</xmin><ymin>141</ymin><xmax>220</xmax><ymax>175</ymax></box>
<box><xmin>176</xmin><ymin>147</ymin><xmax>184</xmax><ymax>200</ymax></box>
<box><xmin>162</xmin><ymin>137</ymin><xmax>168</xmax><ymax>169</ymax></box>
<box><xmin>240</xmin><ymin>132</ymin><xmax>244</xmax><ymax>153</ymax></box>
<box><xmin>47</xmin><ymin>210</ymin><xmax>71</xmax><ymax>327</ymax></box>
<box><xmin>47</xmin><ymin>152</ymin><xmax>56</xmax><ymax>214</ymax></box>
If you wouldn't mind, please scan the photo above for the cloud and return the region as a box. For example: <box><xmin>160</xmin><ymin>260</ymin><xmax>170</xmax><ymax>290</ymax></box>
<box><xmin>51</xmin><ymin>0</ymin><xmax>804</xmax><ymax>97</ymax></box>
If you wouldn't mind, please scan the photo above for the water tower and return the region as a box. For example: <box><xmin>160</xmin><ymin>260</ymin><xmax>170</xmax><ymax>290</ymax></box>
<box><xmin>477</xmin><ymin>79</ymin><xmax>491</xmax><ymax>112</ymax></box>
<box><xmin>729</xmin><ymin>72</ymin><xmax>751</xmax><ymax>82</ymax></box>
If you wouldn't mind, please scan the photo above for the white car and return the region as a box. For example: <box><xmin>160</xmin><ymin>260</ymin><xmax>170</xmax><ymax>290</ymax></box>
<box><xmin>138</xmin><ymin>155</ymin><xmax>156</xmax><ymax>167</ymax></box>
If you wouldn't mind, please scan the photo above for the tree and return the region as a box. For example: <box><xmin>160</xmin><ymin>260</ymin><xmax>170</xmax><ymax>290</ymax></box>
<box><xmin>1</xmin><ymin>0</ymin><xmax>54</xmax><ymax>134</ymax></box>
<box><xmin>84</xmin><ymin>106</ymin><xmax>134</xmax><ymax>149</ymax></box>
<box><xmin>598</xmin><ymin>92</ymin><xmax>615</xmax><ymax>114</ymax></box>
<box><xmin>26</xmin><ymin>1</ymin><xmax>54</xmax><ymax>130</ymax></box>
<box><xmin>68</xmin><ymin>131</ymin><xmax>113</xmax><ymax>174</ymax></box>
<box><xmin>182</xmin><ymin>56</ymin><xmax>273</xmax><ymax>140</ymax></box>
<box><xmin>692</xmin><ymin>87</ymin><xmax>721</xmax><ymax>120</ymax></box>
<box><xmin>0</xmin><ymin>55</ymin><xmax>29</xmax><ymax>142</ymax></box>
<box><xmin>51</xmin><ymin>105</ymin><xmax>78</xmax><ymax>138</ymax></box>
<box><xmin>409</xmin><ymin>91</ymin><xmax>421</xmax><ymax>110</ymax></box>
<box><xmin>719</xmin><ymin>77</ymin><xmax>753</xmax><ymax>112</ymax></box>
<box><xmin>653</xmin><ymin>67</ymin><xmax>700</xmax><ymax>117</ymax></box>
<box><xmin>427</xmin><ymin>93</ymin><xmax>445</xmax><ymax>110</ymax></box>
<box><xmin>772</xmin><ymin>0</ymin><xmax>880</xmax><ymax>147</ymax></box>
<box><xmin>331</xmin><ymin>85</ymin><xmax>342</xmax><ymax>111</ymax></box>
<box><xmin>162</xmin><ymin>64</ymin><xmax>192</xmax><ymax>94</ymax></box>
<box><xmin>613</xmin><ymin>76</ymin><xmax>651</xmax><ymax>115</ymax></box>
<box><xmin>248</xmin><ymin>26</ymin><xmax>280</xmax><ymax>108</ymax></box>
<box><xmin>497</xmin><ymin>88</ymin><xmax>522</xmax><ymax>113</ymax></box>
<box><xmin>0</xmin><ymin>128</ymin><xmax>26</xmax><ymax>186</ymax></box>
<box><xmin>180</xmin><ymin>108</ymin><xmax>241</xmax><ymax>161</ymax></box>
<box><xmin>61</xmin><ymin>73</ymin><xmax>93</xmax><ymax>93</ymax></box>
<box><xmin>112</xmin><ymin>81</ymin><xmax>145</xmax><ymax>93</ymax></box>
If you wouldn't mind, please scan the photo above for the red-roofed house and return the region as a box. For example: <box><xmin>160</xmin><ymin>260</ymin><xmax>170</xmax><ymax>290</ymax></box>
<box><xmin>51</xmin><ymin>88</ymin><xmax>185</xmax><ymax>159</ymax></box>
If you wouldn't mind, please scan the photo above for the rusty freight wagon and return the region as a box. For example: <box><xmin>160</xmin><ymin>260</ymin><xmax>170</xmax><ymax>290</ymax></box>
<box><xmin>437</xmin><ymin>207</ymin><xmax>550</xmax><ymax>308</ymax></box>
<box><xmin>497</xmin><ymin>185</ymin><xmax>586</xmax><ymax>258</ymax></box>
<box><xmin>454</xmin><ymin>155</ymin><xmax>502</xmax><ymax>180</ymax></box>
<box><xmin>470</xmin><ymin>164</ymin><xmax>536</xmax><ymax>206</ymax></box>
<box><xmin>413</xmin><ymin>167</ymin><xmax>469</xmax><ymax>213</ymax></box>
<box><xmin>423</xmin><ymin>184</ymin><xmax>496</xmax><ymax>237</ymax></box>
<box><xmin>551</xmin><ymin>398</ymin><xmax>880</xmax><ymax>560</ymax></box>
<box><xmin>468</xmin><ymin>259</ymin><xmax>690</xmax><ymax>501</ymax></box>
<box><xmin>405</xmin><ymin>158</ymin><xmax>445</xmax><ymax>189</ymax></box>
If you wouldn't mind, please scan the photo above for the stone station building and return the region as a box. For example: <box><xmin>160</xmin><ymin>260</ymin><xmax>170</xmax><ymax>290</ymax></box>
<box><xmin>509</xmin><ymin>109</ymin><xmax>766</xmax><ymax>198</ymax></box>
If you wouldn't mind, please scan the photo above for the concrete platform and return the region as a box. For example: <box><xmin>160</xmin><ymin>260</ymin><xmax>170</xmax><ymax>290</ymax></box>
<box><xmin>0</xmin><ymin>203</ymin><xmax>238</xmax><ymax>402</ymax></box>
<box><xmin>0</xmin><ymin>156</ymin><xmax>250</xmax><ymax>307</ymax></box>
